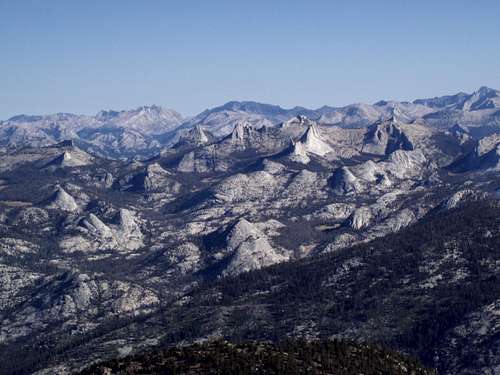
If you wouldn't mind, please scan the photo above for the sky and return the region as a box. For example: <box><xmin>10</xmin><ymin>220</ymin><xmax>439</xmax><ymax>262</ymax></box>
<box><xmin>1</xmin><ymin>0</ymin><xmax>500</xmax><ymax>119</ymax></box>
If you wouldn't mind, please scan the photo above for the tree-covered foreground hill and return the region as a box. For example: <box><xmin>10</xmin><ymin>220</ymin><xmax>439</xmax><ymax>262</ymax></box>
<box><xmin>80</xmin><ymin>340</ymin><xmax>436</xmax><ymax>375</ymax></box>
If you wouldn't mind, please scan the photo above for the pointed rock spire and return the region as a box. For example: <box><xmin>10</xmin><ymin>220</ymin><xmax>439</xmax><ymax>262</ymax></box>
<box><xmin>175</xmin><ymin>125</ymin><xmax>214</xmax><ymax>148</ymax></box>
<box><xmin>299</xmin><ymin>124</ymin><xmax>333</xmax><ymax>156</ymax></box>
<box><xmin>191</xmin><ymin>124</ymin><xmax>209</xmax><ymax>144</ymax></box>
<box><xmin>289</xmin><ymin>139</ymin><xmax>310</xmax><ymax>164</ymax></box>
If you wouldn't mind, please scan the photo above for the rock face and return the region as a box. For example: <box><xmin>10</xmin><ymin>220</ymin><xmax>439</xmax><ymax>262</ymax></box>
<box><xmin>115</xmin><ymin>208</ymin><xmax>144</xmax><ymax>249</ymax></box>
<box><xmin>347</xmin><ymin>207</ymin><xmax>372</xmax><ymax>230</ymax></box>
<box><xmin>230</xmin><ymin>121</ymin><xmax>254</xmax><ymax>143</ymax></box>
<box><xmin>43</xmin><ymin>148</ymin><xmax>93</xmax><ymax>168</ymax></box>
<box><xmin>331</xmin><ymin>167</ymin><xmax>362</xmax><ymax>195</ymax></box>
<box><xmin>298</xmin><ymin>123</ymin><xmax>333</xmax><ymax>156</ymax></box>
<box><xmin>441</xmin><ymin>190</ymin><xmax>479</xmax><ymax>210</ymax></box>
<box><xmin>475</xmin><ymin>133</ymin><xmax>500</xmax><ymax>157</ymax></box>
<box><xmin>59</xmin><ymin>207</ymin><xmax>144</xmax><ymax>254</ymax></box>
<box><xmin>385</xmin><ymin>150</ymin><xmax>426</xmax><ymax>178</ymax></box>
<box><xmin>143</xmin><ymin>163</ymin><xmax>179</xmax><ymax>192</ymax></box>
<box><xmin>46</xmin><ymin>187</ymin><xmax>79</xmax><ymax>212</ymax></box>
<box><xmin>174</xmin><ymin>125</ymin><xmax>215</xmax><ymax>149</ymax></box>
<box><xmin>362</xmin><ymin>119</ymin><xmax>413</xmax><ymax>156</ymax></box>
<box><xmin>121</xmin><ymin>163</ymin><xmax>181</xmax><ymax>194</ymax></box>
<box><xmin>448</xmin><ymin>124</ymin><xmax>472</xmax><ymax>145</ymax></box>
<box><xmin>81</xmin><ymin>213</ymin><xmax>113</xmax><ymax>238</ymax></box>
<box><xmin>222</xmin><ymin>219</ymin><xmax>289</xmax><ymax>276</ymax></box>
<box><xmin>284</xmin><ymin>119</ymin><xmax>333</xmax><ymax>163</ymax></box>
<box><xmin>288</xmin><ymin>139</ymin><xmax>311</xmax><ymax>164</ymax></box>
<box><xmin>212</xmin><ymin>170</ymin><xmax>281</xmax><ymax>203</ymax></box>
<box><xmin>449</xmin><ymin>134</ymin><xmax>500</xmax><ymax>172</ymax></box>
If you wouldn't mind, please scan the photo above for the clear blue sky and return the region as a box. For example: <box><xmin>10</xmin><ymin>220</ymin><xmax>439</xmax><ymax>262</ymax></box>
<box><xmin>1</xmin><ymin>0</ymin><xmax>499</xmax><ymax>119</ymax></box>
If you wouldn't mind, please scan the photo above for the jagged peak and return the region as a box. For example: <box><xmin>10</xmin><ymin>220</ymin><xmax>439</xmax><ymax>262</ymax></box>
<box><xmin>189</xmin><ymin>124</ymin><xmax>209</xmax><ymax>142</ymax></box>
<box><xmin>476</xmin><ymin>86</ymin><xmax>498</xmax><ymax>96</ymax></box>
<box><xmin>299</xmin><ymin>122</ymin><xmax>319</xmax><ymax>140</ymax></box>
<box><xmin>230</xmin><ymin>121</ymin><xmax>253</xmax><ymax>141</ymax></box>
<box><xmin>95</xmin><ymin>105</ymin><xmax>183</xmax><ymax>124</ymax></box>
<box><xmin>362</xmin><ymin>117</ymin><xmax>414</xmax><ymax>155</ymax></box>
<box><xmin>372</xmin><ymin>115</ymin><xmax>402</xmax><ymax>128</ymax></box>
<box><xmin>298</xmin><ymin>123</ymin><xmax>333</xmax><ymax>157</ymax></box>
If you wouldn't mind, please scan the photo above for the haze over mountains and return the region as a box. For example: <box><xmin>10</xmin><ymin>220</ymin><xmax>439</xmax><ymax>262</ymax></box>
<box><xmin>0</xmin><ymin>86</ymin><xmax>499</xmax><ymax>374</ymax></box>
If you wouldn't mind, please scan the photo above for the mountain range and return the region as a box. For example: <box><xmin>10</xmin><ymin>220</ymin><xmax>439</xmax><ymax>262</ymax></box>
<box><xmin>1</xmin><ymin>87</ymin><xmax>499</xmax><ymax>159</ymax></box>
<box><xmin>0</xmin><ymin>87</ymin><xmax>499</xmax><ymax>374</ymax></box>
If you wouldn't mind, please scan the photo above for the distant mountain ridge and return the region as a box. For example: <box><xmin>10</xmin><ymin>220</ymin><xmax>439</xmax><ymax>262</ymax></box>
<box><xmin>414</xmin><ymin>86</ymin><xmax>500</xmax><ymax>111</ymax></box>
<box><xmin>1</xmin><ymin>86</ymin><xmax>499</xmax><ymax>158</ymax></box>
<box><xmin>0</xmin><ymin>105</ymin><xmax>184</xmax><ymax>158</ymax></box>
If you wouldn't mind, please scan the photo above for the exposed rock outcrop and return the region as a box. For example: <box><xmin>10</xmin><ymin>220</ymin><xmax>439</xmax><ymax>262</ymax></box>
<box><xmin>46</xmin><ymin>187</ymin><xmax>79</xmax><ymax>212</ymax></box>
<box><xmin>362</xmin><ymin>119</ymin><xmax>414</xmax><ymax>156</ymax></box>
<box><xmin>222</xmin><ymin>219</ymin><xmax>289</xmax><ymax>276</ymax></box>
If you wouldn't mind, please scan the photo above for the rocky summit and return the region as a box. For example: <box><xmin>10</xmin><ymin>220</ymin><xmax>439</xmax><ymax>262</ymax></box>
<box><xmin>0</xmin><ymin>87</ymin><xmax>499</xmax><ymax>375</ymax></box>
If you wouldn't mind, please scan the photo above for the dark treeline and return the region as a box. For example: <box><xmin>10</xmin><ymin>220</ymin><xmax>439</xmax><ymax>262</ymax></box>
<box><xmin>80</xmin><ymin>339</ymin><xmax>436</xmax><ymax>375</ymax></box>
